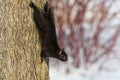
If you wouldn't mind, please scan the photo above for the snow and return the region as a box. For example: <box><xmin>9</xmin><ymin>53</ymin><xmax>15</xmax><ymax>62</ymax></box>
<box><xmin>50</xmin><ymin>53</ymin><xmax>120</xmax><ymax>80</ymax></box>
<box><xmin>49</xmin><ymin>0</ymin><xmax>120</xmax><ymax>80</ymax></box>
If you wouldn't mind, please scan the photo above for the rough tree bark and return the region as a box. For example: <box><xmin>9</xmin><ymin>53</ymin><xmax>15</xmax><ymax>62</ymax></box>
<box><xmin>0</xmin><ymin>0</ymin><xmax>49</xmax><ymax>80</ymax></box>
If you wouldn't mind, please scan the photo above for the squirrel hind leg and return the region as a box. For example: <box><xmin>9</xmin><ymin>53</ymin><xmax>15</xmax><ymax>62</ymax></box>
<box><xmin>29</xmin><ymin>1</ymin><xmax>35</xmax><ymax>8</ymax></box>
<box><xmin>44</xmin><ymin>1</ymin><xmax>49</xmax><ymax>12</ymax></box>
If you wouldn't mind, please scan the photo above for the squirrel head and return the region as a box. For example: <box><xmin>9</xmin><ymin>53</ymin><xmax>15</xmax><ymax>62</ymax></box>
<box><xmin>57</xmin><ymin>49</ymin><xmax>68</xmax><ymax>61</ymax></box>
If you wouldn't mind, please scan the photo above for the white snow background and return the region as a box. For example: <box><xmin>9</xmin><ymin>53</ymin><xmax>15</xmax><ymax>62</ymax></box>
<box><xmin>50</xmin><ymin>0</ymin><xmax>120</xmax><ymax>80</ymax></box>
<box><xmin>50</xmin><ymin>53</ymin><xmax>120</xmax><ymax>80</ymax></box>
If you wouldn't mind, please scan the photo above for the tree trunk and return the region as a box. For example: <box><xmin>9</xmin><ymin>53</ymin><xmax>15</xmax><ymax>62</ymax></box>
<box><xmin>0</xmin><ymin>0</ymin><xmax>49</xmax><ymax>80</ymax></box>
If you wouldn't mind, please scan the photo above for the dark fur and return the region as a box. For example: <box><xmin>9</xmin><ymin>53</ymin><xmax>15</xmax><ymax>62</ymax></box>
<box><xmin>29</xmin><ymin>1</ymin><xmax>68</xmax><ymax>62</ymax></box>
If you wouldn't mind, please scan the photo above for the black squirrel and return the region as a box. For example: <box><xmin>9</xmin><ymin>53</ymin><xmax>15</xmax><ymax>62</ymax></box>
<box><xmin>29</xmin><ymin>1</ymin><xmax>68</xmax><ymax>62</ymax></box>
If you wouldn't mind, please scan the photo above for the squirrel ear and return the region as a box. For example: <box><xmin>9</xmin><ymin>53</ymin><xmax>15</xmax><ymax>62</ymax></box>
<box><xmin>58</xmin><ymin>49</ymin><xmax>63</xmax><ymax>55</ymax></box>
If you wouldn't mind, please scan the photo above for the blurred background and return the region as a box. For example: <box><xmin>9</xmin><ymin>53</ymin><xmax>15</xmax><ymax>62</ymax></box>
<box><xmin>49</xmin><ymin>0</ymin><xmax>120</xmax><ymax>80</ymax></box>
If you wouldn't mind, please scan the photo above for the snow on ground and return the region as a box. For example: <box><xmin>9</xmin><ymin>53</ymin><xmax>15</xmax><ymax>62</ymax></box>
<box><xmin>50</xmin><ymin>53</ymin><xmax>120</xmax><ymax>80</ymax></box>
<box><xmin>49</xmin><ymin>0</ymin><xmax>120</xmax><ymax>80</ymax></box>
